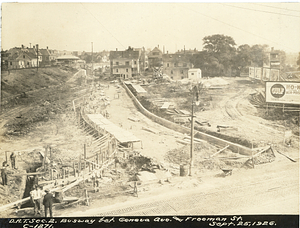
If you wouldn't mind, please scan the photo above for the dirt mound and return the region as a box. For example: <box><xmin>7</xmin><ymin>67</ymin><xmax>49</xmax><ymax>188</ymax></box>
<box><xmin>173</xmin><ymin>177</ymin><xmax>202</xmax><ymax>189</ymax></box>
<box><xmin>200</xmin><ymin>77</ymin><xmax>229</xmax><ymax>88</ymax></box>
<box><xmin>1</xmin><ymin>67</ymin><xmax>76</xmax><ymax>98</ymax></box>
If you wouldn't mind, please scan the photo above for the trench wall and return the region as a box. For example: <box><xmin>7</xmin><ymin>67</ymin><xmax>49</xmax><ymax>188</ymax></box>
<box><xmin>122</xmin><ymin>82</ymin><xmax>254</xmax><ymax>156</ymax></box>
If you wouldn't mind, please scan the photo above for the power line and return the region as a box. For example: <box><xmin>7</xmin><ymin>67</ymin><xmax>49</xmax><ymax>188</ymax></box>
<box><xmin>221</xmin><ymin>3</ymin><xmax>300</xmax><ymax>18</ymax></box>
<box><xmin>80</xmin><ymin>3</ymin><xmax>125</xmax><ymax>49</ymax></box>
<box><xmin>251</xmin><ymin>3</ymin><xmax>300</xmax><ymax>13</ymax></box>
<box><xmin>179</xmin><ymin>4</ymin><xmax>296</xmax><ymax>52</ymax></box>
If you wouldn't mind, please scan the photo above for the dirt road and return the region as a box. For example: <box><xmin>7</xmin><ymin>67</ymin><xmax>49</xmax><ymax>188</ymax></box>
<box><xmin>62</xmin><ymin>82</ymin><xmax>299</xmax><ymax>217</ymax></box>
<box><xmin>65</xmin><ymin>150</ymin><xmax>298</xmax><ymax>216</ymax></box>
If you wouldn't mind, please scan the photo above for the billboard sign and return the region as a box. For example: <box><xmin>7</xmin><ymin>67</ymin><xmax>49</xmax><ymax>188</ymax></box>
<box><xmin>249</xmin><ymin>67</ymin><xmax>255</xmax><ymax>79</ymax></box>
<box><xmin>262</xmin><ymin>68</ymin><xmax>270</xmax><ymax>81</ymax></box>
<box><xmin>255</xmin><ymin>67</ymin><xmax>261</xmax><ymax>80</ymax></box>
<box><xmin>270</xmin><ymin>69</ymin><xmax>279</xmax><ymax>81</ymax></box>
<box><xmin>266</xmin><ymin>81</ymin><xmax>300</xmax><ymax>104</ymax></box>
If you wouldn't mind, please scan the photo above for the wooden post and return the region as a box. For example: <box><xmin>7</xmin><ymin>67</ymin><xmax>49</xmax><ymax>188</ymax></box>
<box><xmin>85</xmin><ymin>189</ymin><xmax>89</xmax><ymax>206</ymax></box>
<box><xmin>44</xmin><ymin>146</ymin><xmax>48</xmax><ymax>172</ymax></box>
<box><xmin>89</xmin><ymin>162</ymin><xmax>91</xmax><ymax>173</ymax></box>
<box><xmin>73</xmin><ymin>162</ymin><xmax>76</xmax><ymax>177</ymax></box>
<box><xmin>96</xmin><ymin>153</ymin><xmax>99</xmax><ymax>165</ymax></box>
<box><xmin>50</xmin><ymin>169</ymin><xmax>53</xmax><ymax>180</ymax></box>
<box><xmin>5</xmin><ymin>151</ymin><xmax>8</xmax><ymax>163</ymax></box>
<box><xmin>62</xmin><ymin>168</ymin><xmax>65</xmax><ymax>179</ymax></box>
<box><xmin>84</xmin><ymin>144</ymin><xmax>87</xmax><ymax>171</ymax></box>
<box><xmin>78</xmin><ymin>154</ymin><xmax>81</xmax><ymax>176</ymax></box>
<box><xmin>49</xmin><ymin>147</ymin><xmax>52</xmax><ymax>160</ymax></box>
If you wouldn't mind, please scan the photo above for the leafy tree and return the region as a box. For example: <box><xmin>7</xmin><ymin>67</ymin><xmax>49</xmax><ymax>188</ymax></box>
<box><xmin>202</xmin><ymin>34</ymin><xmax>236</xmax><ymax>76</ymax></box>
<box><xmin>233</xmin><ymin>44</ymin><xmax>252</xmax><ymax>73</ymax></box>
<box><xmin>250</xmin><ymin>44</ymin><xmax>269</xmax><ymax>67</ymax></box>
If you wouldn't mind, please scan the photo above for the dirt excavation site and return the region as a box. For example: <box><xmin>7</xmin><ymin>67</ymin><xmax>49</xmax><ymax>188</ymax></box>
<box><xmin>0</xmin><ymin>68</ymin><xmax>299</xmax><ymax>217</ymax></box>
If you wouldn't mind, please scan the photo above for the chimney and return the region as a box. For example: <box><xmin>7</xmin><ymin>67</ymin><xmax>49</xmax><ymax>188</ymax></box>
<box><xmin>184</xmin><ymin>45</ymin><xmax>185</xmax><ymax>54</ymax></box>
<box><xmin>21</xmin><ymin>44</ymin><xmax>24</xmax><ymax>49</ymax></box>
<box><xmin>271</xmin><ymin>47</ymin><xmax>274</xmax><ymax>52</ymax></box>
<box><xmin>47</xmin><ymin>46</ymin><xmax>48</xmax><ymax>49</ymax></box>
<box><xmin>116</xmin><ymin>48</ymin><xmax>118</xmax><ymax>51</ymax></box>
<box><xmin>158</xmin><ymin>45</ymin><xmax>159</xmax><ymax>48</ymax></box>
<box><xmin>167</xmin><ymin>51</ymin><xmax>168</xmax><ymax>54</ymax></box>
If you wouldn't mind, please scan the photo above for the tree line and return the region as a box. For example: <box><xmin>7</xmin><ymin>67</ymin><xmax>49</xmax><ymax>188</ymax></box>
<box><xmin>190</xmin><ymin>34</ymin><xmax>298</xmax><ymax>77</ymax></box>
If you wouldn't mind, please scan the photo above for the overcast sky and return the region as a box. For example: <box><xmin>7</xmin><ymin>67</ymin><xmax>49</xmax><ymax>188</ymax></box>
<box><xmin>1</xmin><ymin>2</ymin><xmax>300</xmax><ymax>53</ymax></box>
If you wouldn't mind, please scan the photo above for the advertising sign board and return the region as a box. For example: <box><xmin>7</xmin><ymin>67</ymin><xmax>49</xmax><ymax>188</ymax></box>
<box><xmin>265</xmin><ymin>81</ymin><xmax>300</xmax><ymax>105</ymax></box>
<box><xmin>255</xmin><ymin>67</ymin><xmax>261</xmax><ymax>80</ymax></box>
<box><xmin>270</xmin><ymin>69</ymin><xmax>279</xmax><ymax>81</ymax></box>
<box><xmin>249</xmin><ymin>67</ymin><xmax>255</xmax><ymax>79</ymax></box>
<box><xmin>262</xmin><ymin>68</ymin><xmax>270</xmax><ymax>81</ymax></box>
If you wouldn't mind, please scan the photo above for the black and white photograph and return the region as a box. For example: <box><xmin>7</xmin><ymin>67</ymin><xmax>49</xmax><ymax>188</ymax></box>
<box><xmin>0</xmin><ymin>2</ymin><xmax>299</xmax><ymax>227</ymax></box>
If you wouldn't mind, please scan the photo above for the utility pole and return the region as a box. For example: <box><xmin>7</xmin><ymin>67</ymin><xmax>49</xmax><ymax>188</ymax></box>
<box><xmin>189</xmin><ymin>84</ymin><xmax>201</xmax><ymax>176</ymax></box>
<box><xmin>91</xmin><ymin>42</ymin><xmax>94</xmax><ymax>86</ymax></box>
<box><xmin>189</xmin><ymin>98</ymin><xmax>195</xmax><ymax>176</ymax></box>
<box><xmin>36</xmin><ymin>44</ymin><xmax>39</xmax><ymax>71</ymax></box>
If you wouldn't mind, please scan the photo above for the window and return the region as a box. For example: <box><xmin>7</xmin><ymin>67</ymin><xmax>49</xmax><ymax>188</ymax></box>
<box><xmin>23</xmin><ymin>55</ymin><xmax>25</xmax><ymax>58</ymax></box>
<box><xmin>116</xmin><ymin>69</ymin><xmax>119</xmax><ymax>73</ymax></box>
<box><xmin>125</xmin><ymin>61</ymin><xmax>129</xmax><ymax>65</ymax></box>
<box><xmin>134</xmin><ymin>61</ymin><xmax>137</xmax><ymax>64</ymax></box>
<box><xmin>174</xmin><ymin>63</ymin><xmax>177</xmax><ymax>67</ymax></box>
<box><xmin>27</xmin><ymin>62</ymin><xmax>30</xmax><ymax>66</ymax></box>
<box><xmin>116</xmin><ymin>62</ymin><xmax>119</xmax><ymax>65</ymax></box>
<box><xmin>167</xmin><ymin>63</ymin><xmax>169</xmax><ymax>67</ymax></box>
<box><xmin>10</xmin><ymin>62</ymin><xmax>12</xmax><ymax>65</ymax></box>
<box><xmin>183</xmin><ymin>63</ymin><xmax>187</xmax><ymax>67</ymax></box>
<box><xmin>171</xmin><ymin>70</ymin><xmax>173</xmax><ymax>74</ymax></box>
<box><xmin>191</xmin><ymin>73</ymin><xmax>194</xmax><ymax>75</ymax></box>
<box><xmin>181</xmin><ymin>76</ymin><xmax>184</xmax><ymax>79</ymax></box>
<box><xmin>181</xmin><ymin>70</ymin><xmax>184</xmax><ymax>74</ymax></box>
<box><xmin>171</xmin><ymin>76</ymin><xmax>173</xmax><ymax>79</ymax></box>
<box><xmin>126</xmin><ymin>69</ymin><xmax>128</xmax><ymax>72</ymax></box>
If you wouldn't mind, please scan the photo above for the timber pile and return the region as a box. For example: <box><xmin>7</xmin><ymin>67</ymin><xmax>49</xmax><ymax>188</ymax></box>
<box><xmin>252</xmin><ymin>146</ymin><xmax>276</xmax><ymax>165</ymax></box>
<box><xmin>249</xmin><ymin>91</ymin><xmax>266</xmax><ymax>106</ymax></box>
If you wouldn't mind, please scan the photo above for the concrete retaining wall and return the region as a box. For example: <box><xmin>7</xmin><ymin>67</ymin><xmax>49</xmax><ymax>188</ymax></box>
<box><xmin>122</xmin><ymin>82</ymin><xmax>253</xmax><ymax>156</ymax></box>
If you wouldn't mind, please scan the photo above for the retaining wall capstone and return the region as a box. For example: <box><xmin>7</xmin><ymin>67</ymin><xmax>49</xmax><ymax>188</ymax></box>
<box><xmin>122</xmin><ymin>81</ymin><xmax>254</xmax><ymax>156</ymax></box>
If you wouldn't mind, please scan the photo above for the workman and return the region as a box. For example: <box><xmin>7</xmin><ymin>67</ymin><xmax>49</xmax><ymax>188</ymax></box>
<box><xmin>43</xmin><ymin>189</ymin><xmax>54</xmax><ymax>217</ymax></box>
<box><xmin>30</xmin><ymin>185</ymin><xmax>44</xmax><ymax>216</ymax></box>
<box><xmin>1</xmin><ymin>163</ymin><xmax>9</xmax><ymax>185</ymax></box>
<box><xmin>91</xmin><ymin>169</ymin><xmax>101</xmax><ymax>192</ymax></box>
<box><xmin>10</xmin><ymin>152</ymin><xmax>16</xmax><ymax>169</ymax></box>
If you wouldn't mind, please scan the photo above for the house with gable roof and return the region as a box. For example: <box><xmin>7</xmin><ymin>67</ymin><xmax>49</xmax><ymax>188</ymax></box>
<box><xmin>162</xmin><ymin>53</ymin><xmax>193</xmax><ymax>80</ymax></box>
<box><xmin>110</xmin><ymin>46</ymin><xmax>146</xmax><ymax>79</ymax></box>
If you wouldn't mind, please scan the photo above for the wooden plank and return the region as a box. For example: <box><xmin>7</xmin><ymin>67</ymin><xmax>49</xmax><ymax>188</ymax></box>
<box><xmin>252</xmin><ymin>146</ymin><xmax>271</xmax><ymax>158</ymax></box>
<box><xmin>210</xmin><ymin>145</ymin><xmax>230</xmax><ymax>158</ymax></box>
<box><xmin>276</xmin><ymin>150</ymin><xmax>296</xmax><ymax>162</ymax></box>
<box><xmin>142</xmin><ymin>127</ymin><xmax>159</xmax><ymax>135</ymax></box>
<box><xmin>9</xmin><ymin>172</ymin><xmax>45</xmax><ymax>177</ymax></box>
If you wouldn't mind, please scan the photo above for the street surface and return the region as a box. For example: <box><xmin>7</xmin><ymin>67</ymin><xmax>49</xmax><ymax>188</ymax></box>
<box><xmin>62</xmin><ymin>83</ymin><xmax>299</xmax><ymax>216</ymax></box>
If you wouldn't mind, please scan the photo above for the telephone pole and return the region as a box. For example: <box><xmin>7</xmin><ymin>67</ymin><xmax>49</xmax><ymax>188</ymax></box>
<box><xmin>36</xmin><ymin>44</ymin><xmax>39</xmax><ymax>71</ymax></box>
<box><xmin>91</xmin><ymin>42</ymin><xmax>94</xmax><ymax>85</ymax></box>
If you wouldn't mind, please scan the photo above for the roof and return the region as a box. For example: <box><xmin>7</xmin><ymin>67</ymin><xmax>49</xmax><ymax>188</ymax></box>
<box><xmin>86</xmin><ymin>114</ymin><xmax>140</xmax><ymax>143</ymax></box>
<box><xmin>110</xmin><ymin>50</ymin><xmax>140</xmax><ymax>60</ymax></box>
<box><xmin>188</xmin><ymin>68</ymin><xmax>201</xmax><ymax>72</ymax></box>
<box><xmin>39</xmin><ymin>49</ymin><xmax>50</xmax><ymax>56</ymax></box>
<box><xmin>162</xmin><ymin>53</ymin><xmax>192</xmax><ymax>63</ymax></box>
<box><xmin>56</xmin><ymin>55</ymin><xmax>80</xmax><ymax>60</ymax></box>
<box><xmin>148</xmin><ymin>47</ymin><xmax>163</xmax><ymax>58</ymax></box>
<box><xmin>131</xmin><ymin>84</ymin><xmax>147</xmax><ymax>94</ymax></box>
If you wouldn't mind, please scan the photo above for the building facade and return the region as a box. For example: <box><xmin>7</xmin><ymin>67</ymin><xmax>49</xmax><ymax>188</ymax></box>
<box><xmin>162</xmin><ymin>53</ymin><xmax>193</xmax><ymax>80</ymax></box>
<box><xmin>148</xmin><ymin>47</ymin><xmax>163</xmax><ymax>70</ymax></box>
<box><xmin>110</xmin><ymin>46</ymin><xmax>146</xmax><ymax>79</ymax></box>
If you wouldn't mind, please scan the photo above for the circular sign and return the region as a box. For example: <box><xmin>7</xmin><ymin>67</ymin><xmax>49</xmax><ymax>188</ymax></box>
<box><xmin>270</xmin><ymin>84</ymin><xmax>285</xmax><ymax>98</ymax></box>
